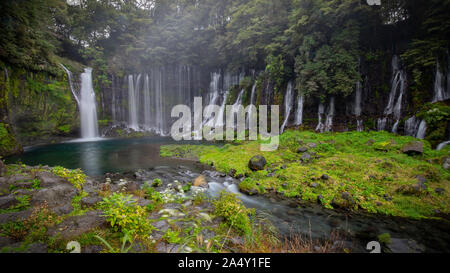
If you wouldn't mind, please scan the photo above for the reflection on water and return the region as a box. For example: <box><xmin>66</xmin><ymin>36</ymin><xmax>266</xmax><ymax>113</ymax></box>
<box><xmin>6</xmin><ymin>137</ymin><xmax>207</xmax><ymax>176</ymax></box>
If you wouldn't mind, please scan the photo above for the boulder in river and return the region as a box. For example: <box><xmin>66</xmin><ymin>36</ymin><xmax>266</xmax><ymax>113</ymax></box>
<box><xmin>248</xmin><ymin>155</ymin><xmax>267</xmax><ymax>171</ymax></box>
<box><xmin>401</xmin><ymin>141</ymin><xmax>423</xmax><ymax>155</ymax></box>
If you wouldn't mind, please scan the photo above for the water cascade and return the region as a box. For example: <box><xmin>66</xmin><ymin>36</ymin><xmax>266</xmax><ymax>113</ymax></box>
<box><xmin>432</xmin><ymin>61</ymin><xmax>450</xmax><ymax>102</ymax></box>
<box><xmin>295</xmin><ymin>93</ymin><xmax>304</xmax><ymax>126</ymax></box>
<box><xmin>61</xmin><ymin>65</ymin><xmax>99</xmax><ymax>139</ymax></box>
<box><xmin>280</xmin><ymin>82</ymin><xmax>294</xmax><ymax>133</ymax></box>
<box><xmin>109</xmin><ymin>65</ymin><xmax>199</xmax><ymax>136</ymax></box>
<box><xmin>377</xmin><ymin>55</ymin><xmax>407</xmax><ymax>133</ymax></box>
<box><xmin>315</xmin><ymin>103</ymin><xmax>325</xmax><ymax>132</ymax></box>
<box><xmin>436</xmin><ymin>140</ymin><xmax>450</xmax><ymax>151</ymax></box>
<box><xmin>354</xmin><ymin>79</ymin><xmax>364</xmax><ymax>131</ymax></box>
<box><xmin>404</xmin><ymin>116</ymin><xmax>419</xmax><ymax>136</ymax></box>
<box><xmin>415</xmin><ymin>120</ymin><xmax>427</xmax><ymax>139</ymax></box>
<box><xmin>128</xmin><ymin>74</ymin><xmax>141</xmax><ymax>131</ymax></box>
<box><xmin>324</xmin><ymin>97</ymin><xmax>335</xmax><ymax>132</ymax></box>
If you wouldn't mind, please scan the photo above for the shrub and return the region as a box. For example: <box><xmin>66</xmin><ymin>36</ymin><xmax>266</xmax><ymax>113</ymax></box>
<box><xmin>213</xmin><ymin>191</ymin><xmax>254</xmax><ymax>235</ymax></box>
<box><xmin>152</xmin><ymin>178</ymin><xmax>162</xmax><ymax>187</ymax></box>
<box><xmin>99</xmin><ymin>193</ymin><xmax>153</xmax><ymax>236</ymax></box>
<box><xmin>52</xmin><ymin>166</ymin><xmax>86</xmax><ymax>190</ymax></box>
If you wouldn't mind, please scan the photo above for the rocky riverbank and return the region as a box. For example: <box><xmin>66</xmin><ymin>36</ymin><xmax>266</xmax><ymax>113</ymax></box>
<box><xmin>1</xmin><ymin>160</ymin><xmax>354</xmax><ymax>253</ymax></box>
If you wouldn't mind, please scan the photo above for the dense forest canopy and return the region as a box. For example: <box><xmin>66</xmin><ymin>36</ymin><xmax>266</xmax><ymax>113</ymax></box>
<box><xmin>0</xmin><ymin>0</ymin><xmax>449</xmax><ymax>101</ymax></box>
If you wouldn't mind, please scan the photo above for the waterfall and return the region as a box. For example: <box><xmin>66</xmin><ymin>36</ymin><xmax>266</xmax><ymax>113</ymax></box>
<box><xmin>250</xmin><ymin>83</ymin><xmax>257</xmax><ymax>105</ymax></box>
<box><xmin>295</xmin><ymin>94</ymin><xmax>304</xmax><ymax>126</ymax></box>
<box><xmin>432</xmin><ymin>61</ymin><xmax>450</xmax><ymax>102</ymax></box>
<box><xmin>377</xmin><ymin>55</ymin><xmax>407</xmax><ymax>133</ymax></box>
<box><xmin>143</xmin><ymin>74</ymin><xmax>151</xmax><ymax>130</ymax></box>
<box><xmin>234</xmin><ymin>89</ymin><xmax>245</xmax><ymax>106</ymax></box>
<box><xmin>315</xmin><ymin>103</ymin><xmax>325</xmax><ymax>132</ymax></box>
<box><xmin>404</xmin><ymin>116</ymin><xmax>419</xmax><ymax>136</ymax></box>
<box><xmin>415</xmin><ymin>120</ymin><xmax>427</xmax><ymax>139</ymax></box>
<box><xmin>154</xmin><ymin>69</ymin><xmax>164</xmax><ymax>135</ymax></box>
<box><xmin>128</xmin><ymin>74</ymin><xmax>141</xmax><ymax>131</ymax></box>
<box><xmin>79</xmin><ymin>68</ymin><xmax>99</xmax><ymax>139</ymax></box>
<box><xmin>203</xmin><ymin>72</ymin><xmax>221</xmax><ymax>127</ymax></box>
<box><xmin>354</xmin><ymin>78</ymin><xmax>364</xmax><ymax>131</ymax></box>
<box><xmin>280</xmin><ymin>82</ymin><xmax>294</xmax><ymax>133</ymax></box>
<box><xmin>60</xmin><ymin>64</ymin><xmax>80</xmax><ymax>106</ymax></box>
<box><xmin>436</xmin><ymin>140</ymin><xmax>450</xmax><ymax>151</ymax></box>
<box><xmin>324</xmin><ymin>97</ymin><xmax>335</xmax><ymax>132</ymax></box>
<box><xmin>215</xmin><ymin>91</ymin><xmax>229</xmax><ymax>128</ymax></box>
<box><xmin>61</xmin><ymin>65</ymin><xmax>99</xmax><ymax>139</ymax></box>
<box><xmin>377</xmin><ymin>117</ymin><xmax>387</xmax><ymax>131</ymax></box>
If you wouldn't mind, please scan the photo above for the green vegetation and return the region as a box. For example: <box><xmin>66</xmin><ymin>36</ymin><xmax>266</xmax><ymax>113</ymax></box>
<box><xmin>417</xmin><ymin>102</ymin><xmax>450</xmax><ymax>147</ymax></box>
<box><xmin>52</xmin><ymin>166</ymin><xmax>86</xmax><ymax>191</ymax></box>
<box><xmin>161</xmin><ymin>130</ymin><xmax>450</xmax><ymax>219</ymax></box>
<box><xmin>213</xmin><ymin>192</ymin><xmax>255</xmax><ymax>236</ymax></box>
<box><xmin>99</xmin><ymin>193</ymin><xmax>154</xmax><ymax>236</ymax></box>
<box><xmin>0</xmin><ymin>122</ymin><xmax>21</xmax><ymax>156</ymax></box>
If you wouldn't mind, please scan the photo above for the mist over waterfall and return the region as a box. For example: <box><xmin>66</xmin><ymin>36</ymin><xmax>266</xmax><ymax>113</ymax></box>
<box><xmin>61</xmin><ymin>65</ymin><xmax>99</xmax><ymax>139</ymax></box>
<box><xmin>281</xmin><ymin>82</ymin><xmax>294</xmax><ymax>133</ymax></box>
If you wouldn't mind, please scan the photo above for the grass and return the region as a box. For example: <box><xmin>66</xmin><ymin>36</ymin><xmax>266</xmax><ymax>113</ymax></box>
<box><xmin>160</xmin><ymin>130</ymin><xmax>450</xmax><ymax>219</ymax></box>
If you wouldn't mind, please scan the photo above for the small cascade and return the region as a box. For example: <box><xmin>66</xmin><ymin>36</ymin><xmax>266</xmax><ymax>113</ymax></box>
<box><xmin>60</xmin><ymin>64</ymin><xmax>80</xmax><ymax>105</ymax></box>
<box><xmin>354</xmin><ymin>77</ymin><xmax>364</xmax><ymax>131</ymax></box>
<box><xmin>61</xmin><ymin>65</ymin><xmax>99</xmax><ymax>139</ymax></box>
<box><xmin>249</xmin><ymin>83</ymin><xmax>257</xmax><ymax>105</ymax></box>
<box><xmin>280</xmin><ymin>82</ymin><xmax>294</xmax><ymax>133</ymax></box>
<box><xmin>246</xmin><ymin>83</ymin><xmax>258</xmax><ymax>130</ymax></box>
<box><xmin>295</xmin><ymin>93</ymin><xmax>304</xmax><ymax>126</ymax></box>
<box><xmin>432</xmin><ymin>61</ymin><xmax>450</xmax><ymax>102</ymax></box>
<box><xmin>215</xmin><ymin>91</ymin><xmax>229</xmax><ymax>128</ymax></box>
<box><xmin>315</xmin><ymin>103</ymin><xmax>325</xmax><ymax>132</ymax></box>
<box><xmin>203</xmin><ymin>72</ymin><xmax>221</xmax><ymax>126</ymax></box>
<box><xmin>143</xmin><ymin>75</ymin><xmax>151</xmax><ymax>130</ymax></box>
<box><xmin>377</xmin><ymin>55</ymin><xmax>407</xmax><ymax>133</ymax></box>
<box><xmin>324</xmin><ymin>97</ymin><xmax>335</xmax><ymax>132</ymax></box>
<box><xmin>377</xmin><ymin>117</ymin><xmax>387</xmax><ymax>131</ymax></box>
<box><xmin>415</xmin><ymin>120</ymin><xmax>427</xmax><ymax>139</ymax></box>
<box><xmin>404</xmin><ymin>116</ymin><xmax>419</xmax><ymax>136</ymax></box>
<box><xmin>233</xmin><ymin>88</ymin><xmax>245</xmax><ymax>107</ymax></box>
<box><xmin>436</xmin><ymin>140</ymin><xmax>450</xmax><ymax>151</ymax></box>
<box><xmin>79</xmin><ymin>68</ymin><xmax>99</xmax><ymax>139</ymax></box>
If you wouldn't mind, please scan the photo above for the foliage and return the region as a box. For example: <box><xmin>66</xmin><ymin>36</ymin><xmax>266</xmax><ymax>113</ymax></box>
<box><xmin>99</xmin><ymin>193</ymin><xmax>153</xmax><ymax>236</ymax></box>
<box><xmin>0</xmin><ymin>195</ymin><xmax>30</xmax><ymax>214</ymax></box>
<box><xmin>52</xmin><ymin>166</ymin><xmax>86</xmax><ymax>191</ymax></box>
<box><xmin>213</xmin><ymin>191</ymin><xmax>255</xmax><ymax>236</ymax></box>
<box><xmin>95</xmin><ymin>232</ymin><xmax>134</xmax><ymax>253</ymax></box>
<box><xmin>0</xmin><ymin>122</ymin><xmax>21</xmax><ymax>156</ymax></box>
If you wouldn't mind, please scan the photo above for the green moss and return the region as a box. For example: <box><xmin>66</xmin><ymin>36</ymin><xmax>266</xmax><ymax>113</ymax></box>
<box><xmin>161</xmin><ymin>130</ymin><xmax>450</xmax><ymax>219</ymax></box>
<box><xmin>378</xmin><ymin>233</ymin><xmax>391</xmax><ymax>244</ymax></box>
<box><xmin>0</xmin><ymin>122</ymin><xmax>21</xmax><ymax>156</ymax></box>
